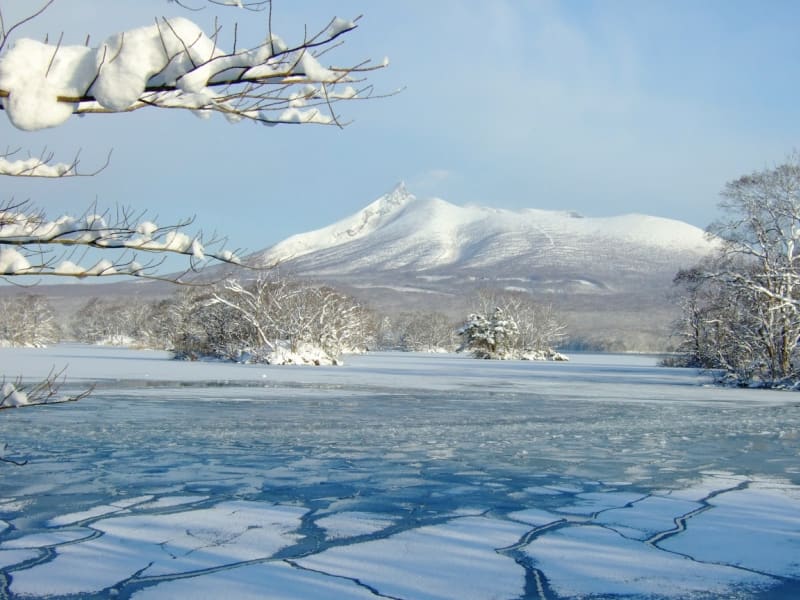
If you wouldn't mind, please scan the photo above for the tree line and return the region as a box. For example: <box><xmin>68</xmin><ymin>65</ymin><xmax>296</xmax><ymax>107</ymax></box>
<box><xmin>0</xmin><ymin>281</ymin><xmax>568</xmax><ymax>366</ymax></box>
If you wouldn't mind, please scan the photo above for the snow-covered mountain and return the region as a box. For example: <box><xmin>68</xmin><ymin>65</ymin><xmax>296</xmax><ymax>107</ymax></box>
<box><xmin>251</xmin><ymin>183</ymin><xmax>715</xmax><ymax>297</ymax></box>
<box><xmin>245</xmin><ymin>183</ymin><xmax>717</xmax><ymax>350</ymax></box>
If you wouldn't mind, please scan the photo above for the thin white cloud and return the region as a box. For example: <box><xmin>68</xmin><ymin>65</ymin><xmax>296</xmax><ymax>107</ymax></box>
<box><xmin>408</xmin><ymin>168</ymin><xmax>458</xmax><ymax>199</ymax></box>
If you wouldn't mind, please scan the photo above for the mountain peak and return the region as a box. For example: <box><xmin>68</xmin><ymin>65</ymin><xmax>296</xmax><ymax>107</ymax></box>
<box><xmin>342</xmin><ymin>183</ymin><xmax>416</xmax><ymax>238</ymax></box>
<box><xmin>372</xmin><ymin>181</ymin><xmax>415</xmax><ymax>214</ymax></box>
<box><xmin>254</xmin><ymin>184</ymin><xmax>417</xmax><ymax>265</ymax></box>
<box><xmin>387</xmin><ymin>180</ymin><xmax>411</xmax><ymax>199</ymax></box>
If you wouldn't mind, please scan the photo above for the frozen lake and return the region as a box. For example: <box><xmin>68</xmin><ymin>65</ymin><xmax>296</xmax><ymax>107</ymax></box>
<box><xmin>0</xmin><ymin>345</ymin><xmax>798</xmax><ymax>599</ymax></box>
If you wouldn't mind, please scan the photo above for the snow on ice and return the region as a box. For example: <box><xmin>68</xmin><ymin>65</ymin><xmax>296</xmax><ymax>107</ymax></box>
<box><xmin>0</xmin><ymin>347</ymin><xmax>798</xmax><ymax>598</ymax></box>
<box><xmin>9</xmin><ymin>501</ymin><xmax>306</xmax><ymax>597</ymax></box>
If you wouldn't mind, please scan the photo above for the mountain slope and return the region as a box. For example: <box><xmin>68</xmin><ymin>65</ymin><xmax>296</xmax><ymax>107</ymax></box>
<box><xmin>251</xmin><ymin>183</ymin><xmax>715</xmax><ymax>294</ymax></box>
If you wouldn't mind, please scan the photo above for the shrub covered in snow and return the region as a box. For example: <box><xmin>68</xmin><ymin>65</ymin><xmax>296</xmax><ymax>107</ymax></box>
<box><xmin>170</xmin><ymin>277</ymin><xmax>372</xmax><ymax>365</ymax></box>
<box><xmin>458</xmin><ymin>291</ymin><xmax>568</xmax><ymax>361</ymax></box>
<box><xmin>458</xmin><ymin>308</ymin><xmax>520</xmax><ymax>359</ymax></box>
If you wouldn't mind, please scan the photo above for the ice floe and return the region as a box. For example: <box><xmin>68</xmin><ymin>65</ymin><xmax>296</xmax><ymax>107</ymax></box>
<box><xmin>132</xmin><ymin>560</ymin><xmax>378</xmax><ymax>600</ymax></box>
<box><xmin>523</xmin><ymin>524</ymin><xmax>775</xmax><ymax>598</ymax></box>
<box><xmin>297</xmin><ymin>516</ymin><xmax>531</xmax><ymax>600</ymax></box>
<box><xmin>314</xmin><ymin>511</ymin><xmax>397</xmax><ymax>540</ymax></box>
<box><xmin>9</xmin><ymin>501</ymin><xmax>306</xmax><ymax>597</ymax></box>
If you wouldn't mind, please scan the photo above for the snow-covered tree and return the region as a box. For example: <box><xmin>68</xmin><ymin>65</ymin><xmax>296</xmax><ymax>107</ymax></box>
<box><xmin>497</xmin><ymin>292</ymin><xmax>567</xmax><ymax>357</ymax></box>
<box><xmin>458</xmin><ymin>290</ymin><xmax>567</xmax><ymax>360</ymax></box>
<box><xmin>671</xmin><ymin>154</ymin><xmax>800</xmax><ymax>386</ymax></box>
<box><xmin>173</xmin><ymin>276</ymin><xmax>370</xmax><ymax>364</ymax></box>
<box><xmin>668</xmin><ymin>266</ymin><xmax>759</xmax><ymax>381</ymax></box>
<box><xmin>393</xmin><ymin>311</ymin><xmax>458</xmax><ymax>352</ymax></box>
<box><xmin>70</xmin><ymin>297</ymin><xmax>170</xmax><ymax>347</ymax></box>
<box><xmin>458</xmin><ymin>307</ymin><xmax>519</xmax><ymax>360</ymax></box>
<box><xmin>1</xmin><ymin>368</ymin><xmax>90</xmax><ymax>416</ymax></box>
<box><xmin>0</xmin><ymin>294</ymin><xmax>60</xmax><ymax>347</ymax></box>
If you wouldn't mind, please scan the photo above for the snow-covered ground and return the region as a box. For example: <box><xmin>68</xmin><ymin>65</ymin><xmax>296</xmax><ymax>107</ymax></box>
<box><xmin>0</xmin><ymin>345</ymin><xmax>798</xmax><ymax>599</ymax></box>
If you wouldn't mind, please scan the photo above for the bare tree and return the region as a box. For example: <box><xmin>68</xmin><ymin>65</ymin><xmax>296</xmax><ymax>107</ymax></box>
<box><xmin>1</xmin><ymin>368</ymin><xmax>91</xmax><ymax>411</ymax></box>
<box><xmin>496</xmin><ymin>292</ymin><xmax>567</xmax><ymax>355</ymax></box>
<box><xmin>70</xmin><ymin>296</ymin><xmax>168</xmax><ymax>347</ymax></box>
<box><xmin>202</xmin><ymin>276</ymin><xmax>369</xmax><ymax>363</ymax></box>
<box><xmin>393</xmin><ymin>311</ymin><xmax>457</xmax><ymax>352</ymax></box>
<box><xmin>707</xmin><ymin>156</ymin><xmax>800</xmax><ymax>381</ymax></box>
<box><xmin>668</xmin><ymin>266</ymin><xmax>756</xmax><ymax>380</ymax></box>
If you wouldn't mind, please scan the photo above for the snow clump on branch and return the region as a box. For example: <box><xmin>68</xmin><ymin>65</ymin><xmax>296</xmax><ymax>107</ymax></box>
<box><xmin>0</xmin><ymin>14</ymin><xmax>365</xmax><ymax>131</ymax></box>
<box><xmin>0</xmin><ymin>248</ymin><xmax>31</xmax><ymax>274</ymax></box>
<box><xmin>1</xmin><ymin>382</ymin><xmax>29</xmax><ymax>407</ymax></box>
<box><xmin>0</xmin><ymin>157</ymin><xmax>74</xmax><ymax>177</ymax></box>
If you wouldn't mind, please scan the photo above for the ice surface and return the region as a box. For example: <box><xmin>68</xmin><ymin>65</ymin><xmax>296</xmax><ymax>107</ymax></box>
<box><xmin>315</xmin><ymin>511</ymin><xmax>396</xmax><ymax>540</ymax></box>
<box><xmin>507</xmin><ymin>507</ymin><xmax>564</xmax><ymax>527</ymax></box>
<box><xmin>1</xmin><ymin>530</ymin><xmax>93</xmax><ymax>549</ymax></box>
<box><xmin>298</xmin><ymin>516</ymin><xmax>531</xmax><ymax>600</ymax></box>
<box><xmin>523</xmin><ymin>524</ymin><xmax>775</xmax><ymax>598</ymax></box>
<box><xmin>594</xmin><ymin>494</ymin><xmax>703</xmax><ymax>540</ymax></box>
<box><xmin>132</xmin><ymin>560</ymin><xmax>379</xmax><ymax>600</ymax></box>
<box><xmin>0</xmin><ymin>549</ymin><xmax>38</xmax><ymax>570</ymax></box>
<box><xmin>658</xmin><ymin>481</ymin><xmax>800</xmax><ymax>577</ymax></box>
<box><xmin>9</xmin><ymin>501</ymin><xmax>306</xmax><ymax>596</ymax></box>
<box><xmin>1</xmin><ymin>347</ymin><xmax>799</xmax><ymax>598</ymax></box>
<box><xmin>555</xmin><ymin>490</ymin><xmax>647</xmax><ymax>516</ymax></box>
<box><xmin>138</xmin><ymin>495</ymin><xmax>208</xmax><ymax>510</ymax></box>
<box><xmin>48</xmin><ymin>503</ymin><xmax>132</xmax><ymax>526</ymax></box>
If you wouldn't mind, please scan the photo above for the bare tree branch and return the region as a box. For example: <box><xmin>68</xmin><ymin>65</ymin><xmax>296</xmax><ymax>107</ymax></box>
<box><xmin>0</xmin><ymin>0</ymin><xmax>57</xmax><ymax>53</ymax></box>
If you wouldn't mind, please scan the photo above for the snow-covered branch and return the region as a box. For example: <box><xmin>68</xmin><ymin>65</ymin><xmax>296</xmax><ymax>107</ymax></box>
<box><xmin>0</xmin><ymin>199</ymin><xmax>245</xmax><ymax>281</ymax></box>
<box><xmin>0</xmin><ymin>148</ymin><xmax>111</xmax><ymax>178</ymax></box>
<box><xmin>1</xmin><ymin>368</ymin><xmax>92</xmax><ymax>411</ymax></box>
<box><xmin>169</xmin><ymin>0</ymin><xmax>270</xmax><ymax>12</ymax></box>
<box><xmin>0</xmin><ymin>10</ymin><xmax>388</xmax><ymax>131</ymax></box>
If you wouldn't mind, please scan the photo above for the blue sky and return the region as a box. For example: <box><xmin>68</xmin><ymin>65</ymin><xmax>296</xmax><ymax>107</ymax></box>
<box><xmin>3</xmin><ymin>0</ymin><xmax>800</xmax><ymax>256</ymax></box>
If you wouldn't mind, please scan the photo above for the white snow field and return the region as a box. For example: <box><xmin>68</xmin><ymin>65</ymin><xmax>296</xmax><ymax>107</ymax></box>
<box><xmin>0</xmin><ymin>345</ymin><xmax>799</xmax><ymax>599</ymax></box>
